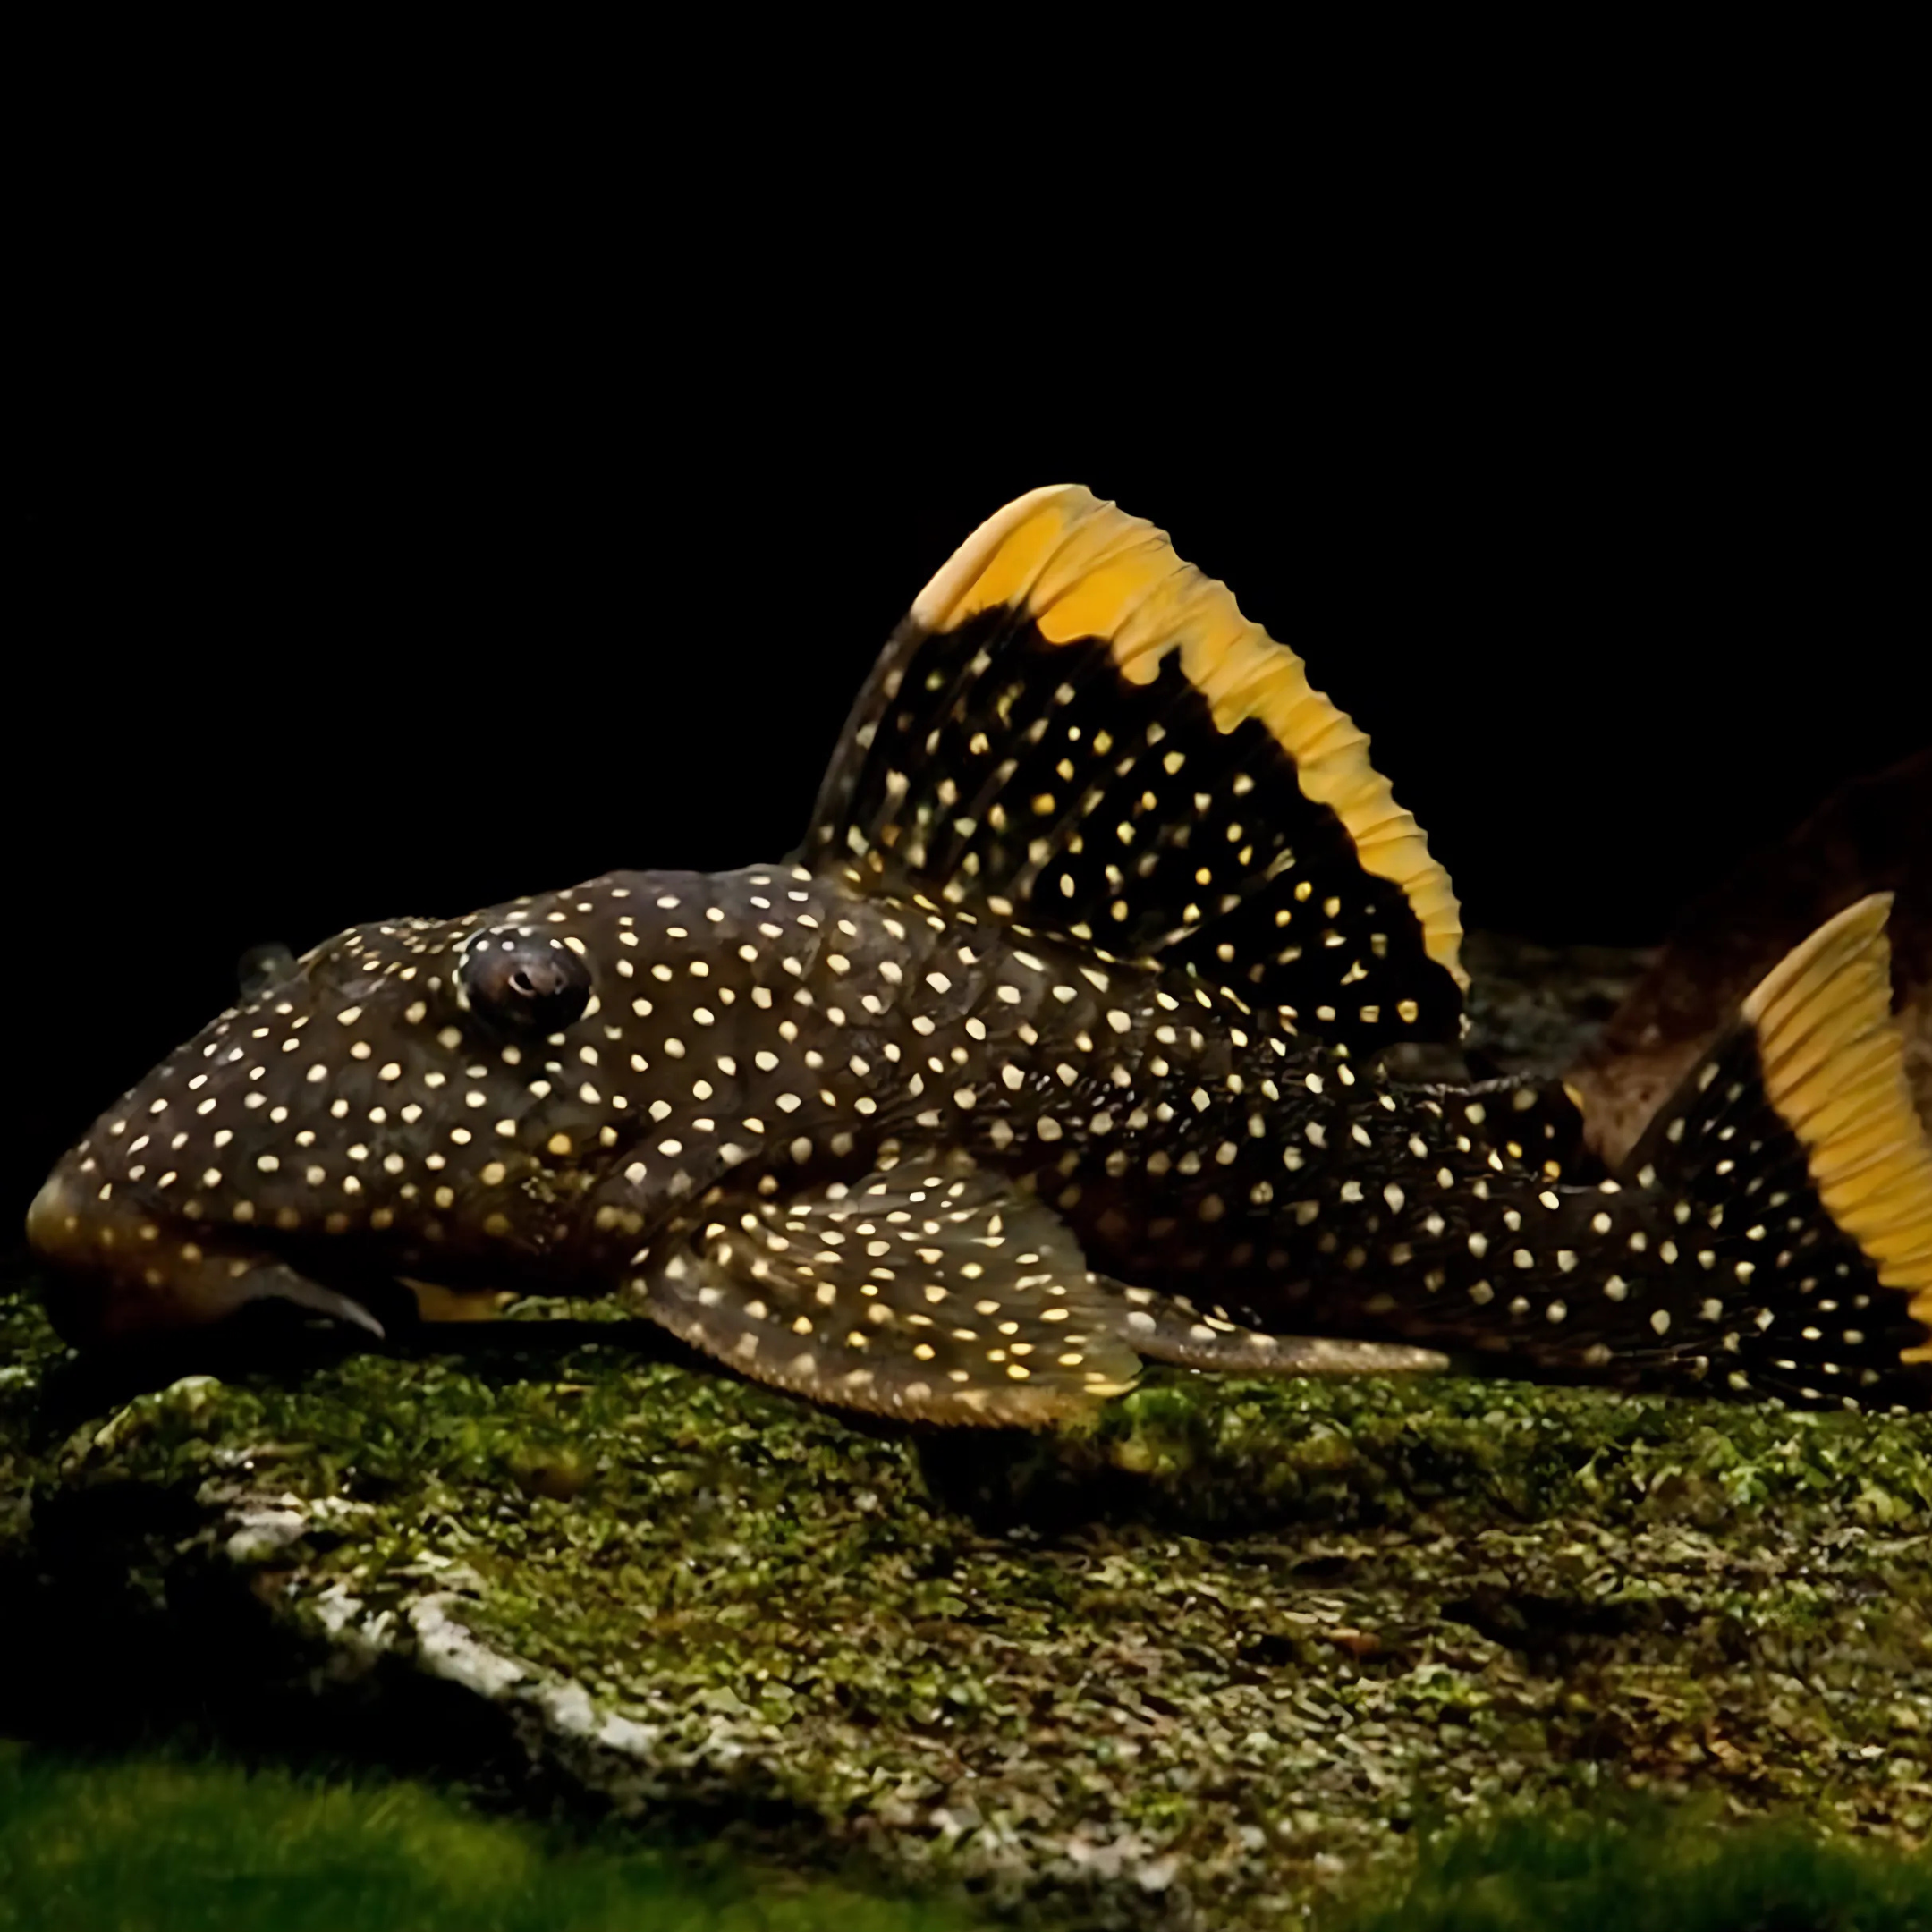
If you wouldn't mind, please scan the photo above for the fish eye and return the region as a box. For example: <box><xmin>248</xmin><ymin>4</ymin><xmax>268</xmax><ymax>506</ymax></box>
<box><xmin>458</xmin><ymin>928</ymin><xmax>592</xmax><ymax>1033</ymax></box>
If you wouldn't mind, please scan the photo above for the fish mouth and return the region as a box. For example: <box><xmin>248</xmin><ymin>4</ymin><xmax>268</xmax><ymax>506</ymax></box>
<box><xmin>27</xmin><ymin>1168</ymin><xmax>407</xmax><ymax>1349</ymax></box>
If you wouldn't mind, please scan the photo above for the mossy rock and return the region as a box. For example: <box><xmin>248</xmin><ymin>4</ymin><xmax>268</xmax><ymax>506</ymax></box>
<box><xmin>5</xmin><ymin>1277</ymin><xmax>1929</xmax><ymax>1928</ymax></box>
<box><xmin>4</xmin><ymin>937</ymin><xmax>1929</xmax><ymax>1928</ymax></box>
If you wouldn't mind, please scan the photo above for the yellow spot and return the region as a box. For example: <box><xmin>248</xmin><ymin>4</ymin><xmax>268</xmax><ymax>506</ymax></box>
<box><xmin>911</xmin><ymin>487</ymin><xmax>1465</xmax><ymax>986</ymax></box>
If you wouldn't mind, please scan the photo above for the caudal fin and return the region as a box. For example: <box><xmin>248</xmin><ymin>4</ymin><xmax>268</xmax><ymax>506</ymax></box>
<box><xmin>1624</xmin><ymin>894</ymin><xmax>1932</xmax><ymax>1409</ymax></box>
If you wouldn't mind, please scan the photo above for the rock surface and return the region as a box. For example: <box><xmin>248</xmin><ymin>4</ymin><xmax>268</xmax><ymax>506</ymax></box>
<box><xmin>4</xmin><ymin>937</ymin><xmax>1929</xmax><ymax>1929</ymax></box>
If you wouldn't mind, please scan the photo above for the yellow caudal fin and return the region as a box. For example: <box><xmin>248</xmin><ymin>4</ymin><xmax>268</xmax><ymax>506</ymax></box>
<box><xmin>802</xmin><ymin>486</ymin><xmax>1466</xmax><ymax>1056</ymax></box>
<box><xmin>1623</xmin><ymin>894</ymin><xmax>1932</xmax><ymax>1407</ymax></box>
<box><xmin>1741</xmin><ymin>895</ymin><xmax>1932</xmax><ymax>1357</ymax></box>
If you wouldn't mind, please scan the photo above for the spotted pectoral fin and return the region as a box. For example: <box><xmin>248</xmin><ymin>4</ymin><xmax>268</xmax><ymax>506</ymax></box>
<box><xmin>803</xmin><ymin>486</ymin><xmax>1466</xmax><ymax>1054</ymax></box>
<box><xmin>628</xmin><ymin>1151</ymin><xmax>1143</xmax><ymax>1425</ymax></box>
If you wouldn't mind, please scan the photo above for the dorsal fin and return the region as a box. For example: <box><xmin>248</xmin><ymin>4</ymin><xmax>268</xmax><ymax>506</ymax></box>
<box><xmin>804</xmin><ymin>486</ymin><xmax>1467</xmax><ymax>1054</ymax></box>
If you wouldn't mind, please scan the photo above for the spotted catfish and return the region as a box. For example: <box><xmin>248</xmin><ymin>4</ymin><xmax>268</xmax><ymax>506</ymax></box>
<box><xmin>28</xmin><ymin>487</ymin><xmax>1932</xmax><ymax>1420</ymax></box>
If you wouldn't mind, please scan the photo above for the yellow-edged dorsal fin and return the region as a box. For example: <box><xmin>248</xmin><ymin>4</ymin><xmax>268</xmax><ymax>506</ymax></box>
<box><xmin>808</xmin><ymin>486</ymin><xmax>1466</xmax><ymax>1055</ymax></box>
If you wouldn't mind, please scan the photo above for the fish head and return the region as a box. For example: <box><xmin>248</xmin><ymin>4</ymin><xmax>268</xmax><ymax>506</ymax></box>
<box><xmin>27</xmin><ymin>875</ymin><xmax>679</xmax><ymax>1346</ymax></box>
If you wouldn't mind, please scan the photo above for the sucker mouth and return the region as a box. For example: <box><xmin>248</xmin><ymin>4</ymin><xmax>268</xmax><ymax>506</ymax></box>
<box><xmin>27</xmin><ymin>1168</ymin><xmax>523</xmax><ymax>1350</ymax></box>
<box><xmin>27</xmin><ymin>1168</ymin><xmax>395</xmax><ymax>1348</ymax></box>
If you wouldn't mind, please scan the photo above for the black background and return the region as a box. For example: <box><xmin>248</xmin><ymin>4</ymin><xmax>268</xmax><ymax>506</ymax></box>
<box><xmin>12</xmin><ymin>230</ymin><xmax>1922</xmax><ymax>1222</ymax></box>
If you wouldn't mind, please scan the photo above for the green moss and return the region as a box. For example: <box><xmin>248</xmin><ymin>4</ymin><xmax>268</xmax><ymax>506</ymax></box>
<box><xmin>1325</xmin><ymin>1800</ymin><xmax>1932</xmax><ymax>1932</ymax></box>
<box><xmin>4</xmin><ymin>1262</ymin><xmax>1929</xmax><ymax>1928</ymax></box>
<box><xmin>8</xmin><ymin>1747</ymin><xmax>1920</xmax><ymax>1932</ymax></box>
<box><xmin>0</xmin><ymin>1744</ymin><xmax>982</xmax><ymax>1932</ymax></box>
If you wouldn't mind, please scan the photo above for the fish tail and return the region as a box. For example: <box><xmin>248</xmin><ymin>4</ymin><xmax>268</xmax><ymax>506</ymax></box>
<box><xmin>1621</xmin><ymin>893</ymin><xmax>1932</xmax><ymax>1407</ymax></box>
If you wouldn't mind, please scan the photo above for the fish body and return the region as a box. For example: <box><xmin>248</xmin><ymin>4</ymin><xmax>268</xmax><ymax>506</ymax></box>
<box><xmin>28</xmin><ymin>487</ymin><xmax>1932</xmax><ymax>1420</ymax></box>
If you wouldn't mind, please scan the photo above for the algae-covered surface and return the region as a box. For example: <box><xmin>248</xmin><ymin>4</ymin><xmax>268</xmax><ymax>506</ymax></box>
<box><xmin>5</xmin><ymin>1750</ymin><xmax>1928</xmax><ymax>1932</ymax></box>
<box><xmin>0</xmin><ymin>1744</ymin><xmax>983</xmax><ymax>1932</ymax></box>
<box><xmin>4</xmin><ymin>1269</ymin><xmax>1929</xmax><ymax>1928</ymax></box>
<box><xmin>4</xmin><ymin>936</ymin><xmax>1929</xmax><ymax>1927</ymax></box>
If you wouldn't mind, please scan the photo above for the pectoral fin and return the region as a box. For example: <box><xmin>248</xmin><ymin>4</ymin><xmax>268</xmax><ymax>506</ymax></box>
<box><xmin>628</xmin><ymin>1148</ymin><xmax>1142</xmax><ymax>1425</ymax></box>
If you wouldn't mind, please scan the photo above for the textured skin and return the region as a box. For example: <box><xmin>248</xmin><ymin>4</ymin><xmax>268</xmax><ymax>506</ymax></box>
<box><xmin>28</xmin><ymin>860</ymin><xmax>1929</xmax><ymax>1417</ymax></box>
<box><xmin>25</xmin><ymin>487</ymin><xmax>1932</xmax><ymax>1421</ymax></box>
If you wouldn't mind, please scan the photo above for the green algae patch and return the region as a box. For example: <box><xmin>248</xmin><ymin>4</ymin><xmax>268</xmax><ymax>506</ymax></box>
<box><xmin>4</xmin><ymin>1264</ymin><xmax>1929</xmax><ymax>1928</ymax></box>
<box><xmin>1323</xmin><ymin>1798</ymin><xmax>1932</xmax><ymax>1932</ymax></box>
<box><xmin>0</xmin><ymin>1744</ymin><xmax>984</xmax><ymax>1932</ymax></box>
<box><xmin>952</xmin><ymin>1366</ymin><xmax>1932</xmax><ymax>1532</ymax></box>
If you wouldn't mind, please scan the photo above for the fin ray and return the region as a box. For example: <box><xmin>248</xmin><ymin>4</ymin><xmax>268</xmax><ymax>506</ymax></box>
<box><xmin>806</xmin><ymin>487</ymin><xmax>1466</xmax><ymax>1054</ymax></box>
<box><xmin>629</xmin><ymin>1149</ymin><xmax>1142</xmax><ymax>1425</ymax></box>
<box><xmin>1617</xmin><ymin>894</ymin><xmax>1932</xmax><ymax>1394</ymax></box>
<box><xmin>1741</xmin><ymin>894</ymin><xmax>1932</xmax><ymax>1304</ymax></box>
<box><xmin>1118</xmin><ymin>1281</ymin><xmax>1450</xmax><ymax>1377</ymax></box>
